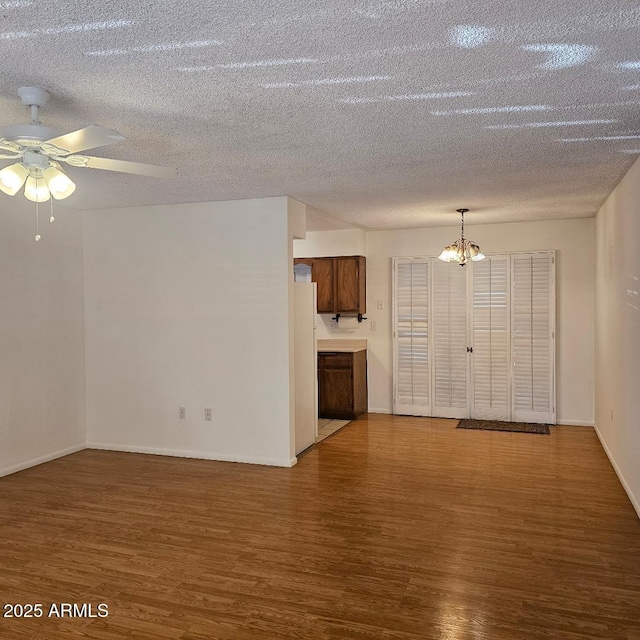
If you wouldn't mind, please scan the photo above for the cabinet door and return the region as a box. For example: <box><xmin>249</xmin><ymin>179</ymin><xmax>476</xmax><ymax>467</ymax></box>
<box><xmin>312</xmin><ymin>259</ymin><xmax>335</xmax><ymax>313</ymax></box>
<box><xmin>319</xmin><ymin>367</ymin><xmax>354</xmax><ymax>418</ymax></box>
<box><xmin>335</xmin><ymin>257</ymin><xmax>363</xmax><ymax>313</ymax></box>
<box><xmin>318</xmin><ymin>353</ymin><xmax>354</xmax><ymax>418</ymax></box>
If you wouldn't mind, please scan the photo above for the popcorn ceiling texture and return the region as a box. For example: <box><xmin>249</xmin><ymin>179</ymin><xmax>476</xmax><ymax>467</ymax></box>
<box><xmin>0</xmin><ymin>0</ymin><xmax>638</xmax><ymax>229</ymax></box>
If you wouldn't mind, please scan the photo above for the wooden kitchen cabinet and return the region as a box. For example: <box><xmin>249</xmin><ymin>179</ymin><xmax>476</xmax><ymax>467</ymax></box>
<box><xmin>314</xmin><ymin>258</ymin><xmax>336</xmax><ymax>313</ymax></box>
<box><xmin>294</xmin><ymin>256</ymin><xmax>366</xmax><ymax>315</ymax></box>
<box><xmin>335</xmin><ymin>257</ymin><xmax>365</xmax><ymax>313</ymax></box>
<box><xmin>318</xmin><ymin>350</ymin><xmax>368</xmax><ymax>420</ymax></box>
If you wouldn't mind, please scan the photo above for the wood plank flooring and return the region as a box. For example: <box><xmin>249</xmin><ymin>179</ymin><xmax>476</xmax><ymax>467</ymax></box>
<box><xmin>1</xmin><ymin>415</ymin><xmax>639</xmax><ymax>639</ymax></box>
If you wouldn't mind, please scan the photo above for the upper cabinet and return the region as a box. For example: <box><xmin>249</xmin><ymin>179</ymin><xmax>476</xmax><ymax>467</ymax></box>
<box><xmin>294</xmin><ymin>256</ymin><xmax>366</xmax><ymax>315</ymax></box>
<box><xmin>335</xmin><ymin>257</ymin><xmax>365</xmax><ymax>313</ymax></box>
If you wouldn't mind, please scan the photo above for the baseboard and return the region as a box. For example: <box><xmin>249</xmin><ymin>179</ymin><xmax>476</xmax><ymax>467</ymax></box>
<box><xmin>87</xmin><ymin>442</ymin><xmax>297</xmax><ymax>468</ymax></box>
<box><xmin>594</xmin><ymin>424</ymin><xmax>640</xmax><ymax>520</ymax></box>
<box><xmin>367</xmin><ymin>410</ymin><xmax>593</xmax><ymax>425</ymax></box>
<box><xmin>0</xmin><ymin>443</ymin><xmax>86</xmax><ymax>479</ymax></box>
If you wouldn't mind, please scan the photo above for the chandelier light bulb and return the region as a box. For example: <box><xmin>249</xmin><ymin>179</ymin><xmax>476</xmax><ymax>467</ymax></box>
<box><xmin>24</xmin><ymin>175</ymin><xmax>51</xmax><ymax>202</ymax></box>
<box><xmin>43</xmin><ymin>166</ymin><xmax>76</xmax><ymax>200</ymax></box>
<box><xmin>0</xmin><ymin>163</ymin><xmax>29</xmax><ymax>196</ymax></box>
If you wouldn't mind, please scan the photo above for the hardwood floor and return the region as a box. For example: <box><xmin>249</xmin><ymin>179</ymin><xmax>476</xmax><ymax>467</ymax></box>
<box><xmin>1</xmin><ymin>415</ymin><xmax>639</xmax><ymax>639</ymax></box>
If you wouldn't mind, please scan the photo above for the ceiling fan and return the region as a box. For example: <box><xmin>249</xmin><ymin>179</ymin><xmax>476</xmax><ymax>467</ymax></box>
<box><xmin>0</xmin><ymin>87</ymin><xmax>176</xmax><ymax>204</ymax></box>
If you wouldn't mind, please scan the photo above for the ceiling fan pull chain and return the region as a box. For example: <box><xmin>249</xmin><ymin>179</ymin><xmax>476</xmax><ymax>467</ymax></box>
<box><xmin>35</xmin><ymin>175</ymin><xmax>41</xmax><ymax>241</ymax></box>
<box><xmin>35</xmin><ymin>201</ymin><xmax>40</xmax><ymax>242</ymax></box>
<box><xmin>50</xmin><ymin>197</ymin><xmax>55</xmax><ymax>223</ymax></box>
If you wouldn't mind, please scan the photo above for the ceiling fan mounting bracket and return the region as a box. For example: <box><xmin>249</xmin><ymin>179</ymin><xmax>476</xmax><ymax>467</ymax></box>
<box><xmin>17</xmin><ymin>87</ymin><xmax>50</xmax><ymax>125</ymax></box>
<box><xmin>17</xmin><ymin>87</ymin><xmax>50</xmax><ymax>109</ymax></box>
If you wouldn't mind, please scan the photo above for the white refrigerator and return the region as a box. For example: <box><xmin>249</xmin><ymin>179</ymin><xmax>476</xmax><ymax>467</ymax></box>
<box><xmin>293</xmin><ymin>282</ymin><xmax>318</xmax><ymax>455</ymax></box>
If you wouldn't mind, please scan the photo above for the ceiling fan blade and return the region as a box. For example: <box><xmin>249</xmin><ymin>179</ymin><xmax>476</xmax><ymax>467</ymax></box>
<box><xmin>0</xmin><ymin>153</ymin><xmax>20</xmax><ymax>159</ymax></box>
<box><xmin>77</xmin><ymin>155</ymin><xmax>177</xmax><ymax>178</ymax></box>
<box><xmin>0</xmin><ymin>138</ymin><xmax>22</xmax><ymax>153</ymax></box>
<box><xmin>44</xmin><ymin>125</ymin><xmax>125</xmax><ymax>154</ymax></box>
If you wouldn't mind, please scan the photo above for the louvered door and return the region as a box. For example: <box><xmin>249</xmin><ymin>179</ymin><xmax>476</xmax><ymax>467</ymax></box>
<box><xmin>392</xmin><ymin>252</ymin><xmax>554</xmax><ymax>423</ymax></box>
<box><xmin>431</xmin><ymin>261</ymin><xmax>468</xmax><ymax>418</ymax></box>
<box><xmin>393</xmin><ymin>259</ymin><xmax>430</xmax><ymax>415</ymax></box>
<box><xmin>511</xmin><ymin>252</ymin><xmax>555</xmax><ymax>424</ymax></box>
<box><xmin>471</xmin><ymin>255</ymin><xmax>511</xmax><ymax>420</ymax></box>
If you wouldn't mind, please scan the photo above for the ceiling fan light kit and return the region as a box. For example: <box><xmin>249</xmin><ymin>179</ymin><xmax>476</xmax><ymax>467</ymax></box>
<box><xmin>438</xmin><ymin>208</ymin><xmax>485</xmax><ymax>265</ymax></box>
<box><xmin>0</xmin><ymin>87</ymin><xmax>176</xmax><ymax>240</ymax></box>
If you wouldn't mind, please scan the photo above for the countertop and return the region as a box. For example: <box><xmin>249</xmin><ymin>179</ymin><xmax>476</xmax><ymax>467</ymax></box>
<box><xmin>317</xmin><ymin>339</ymin><xmax>368</xmax><ymax>353</ymax></box>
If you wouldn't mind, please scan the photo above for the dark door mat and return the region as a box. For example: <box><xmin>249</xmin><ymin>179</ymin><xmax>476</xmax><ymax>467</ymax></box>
<box><xmin>456</xmin><ymin>419</ymin><xmax>550</xmax><ymax>434</ymax></box>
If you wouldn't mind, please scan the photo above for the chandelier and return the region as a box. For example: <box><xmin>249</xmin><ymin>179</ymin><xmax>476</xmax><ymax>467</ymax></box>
<box><xmin>438</xmin><ymin>208</ymin><xmax>485</xmax><ymax>265</ymax></box>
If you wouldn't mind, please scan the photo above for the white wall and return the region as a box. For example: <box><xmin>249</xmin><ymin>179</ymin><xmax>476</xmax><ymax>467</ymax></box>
<box><xmin>0</xmin><ymin>205</ymin><xmax>86</xmax><ymax>477</ymax></box>
<box><xmin>595</xmin><ymin>156</ymin><xmax>640</xmax><ymax>517</ymax></box>
<box><xmin>83</xmin><ymin>197</ymin><xmax>298</xmax><ymax>467</ymax></box>
<box><xmin>288</xmin><ymin>198</ymin><xmax>307</xmax><ymax>458</ymax></box>
<box><xmin>294</xmin><ymin>229</ymin><xmax>367</xmax><ymax>257</ymax></box>
<box><xmin>295</xmin><ymin>218</ymin><xmax>595</xmax><ymax>425</ymax></box>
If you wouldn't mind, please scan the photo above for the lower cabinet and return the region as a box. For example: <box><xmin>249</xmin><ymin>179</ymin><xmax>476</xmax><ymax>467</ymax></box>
<box><xmin>318</xmin><ymin>351</ymin><xmax>368</xmax><ymax>420</ymax></box>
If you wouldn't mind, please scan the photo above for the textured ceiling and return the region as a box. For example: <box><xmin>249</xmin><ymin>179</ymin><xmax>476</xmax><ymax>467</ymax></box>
<box><xmin>1</xmin><ymin>0</ymin><xmax>639</xmax><ymax>229</ymax></box>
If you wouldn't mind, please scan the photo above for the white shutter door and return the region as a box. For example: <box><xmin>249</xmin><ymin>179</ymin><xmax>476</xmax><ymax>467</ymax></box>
<box><xmin>471</xmin><ymin>255</ymin><xmax>510</xmax><ymax>420</ymax></box>
<box><xmin>512</xmin><ymin>252</ymin><xmax>555</xmax><ymax>424</ymax></box>
<box><xmin>432</xmin><ymin>261</ymin><xmax>467</xmax><ymax>418</ymax></box>
<box><xmin>393</xmin><ymin>259</ymin><xmax>430</xmax><ymax>415</ymax></box>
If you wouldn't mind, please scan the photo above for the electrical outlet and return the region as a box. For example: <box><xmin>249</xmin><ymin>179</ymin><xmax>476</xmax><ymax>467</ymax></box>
<box><xmin>205</xmin><ymin>408</ymin><xmax>212</xmax><ymax>421</ymax></box>
<box><xmin>371</xmin><ymin>320</ymin><xmax>377</xmax><ymax>331</ymax></box>
<box><xmin>377</xmin><ymin>299</ymin><xmax>384</xmax><ymax>310</ymax></box>
<box><xmin>179</xmin><ymin>407</ymin><xmax>186</xmax><ymax>420</ymax></box>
